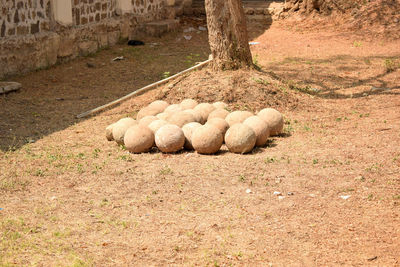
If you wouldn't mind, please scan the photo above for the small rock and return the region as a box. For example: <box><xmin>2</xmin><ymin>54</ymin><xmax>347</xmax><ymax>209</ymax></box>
<box><xmin>183</xmin><ymin>35</ymin><xmax>192</xmax><ymax>40</ymax></box>
<box><xmin>309</xmin><ymin>194</ymin><xmax>316</xmax><ymax>197</ymax></box>
<box><xmin>273</xmin><ymin>191</ymin><xmax>282</xmax><ymax>196</ymax></box>
<box><xmin>246</xmin><ymin>189</ymin><xmax>252</xmax><ymax>194</ymax></box>
<box><xmin>278</xmin><ymin>196</ymin><xmax>285</xmax><ymax>200</ymax></box>
<box><xmin>183</xmin><ymin>27</ymin><xmax>196</xmax><ymax>32</ymax></box>
<box><xmin>50</xmin><ymin>196</ymin><xmax>57</xmax><ymax>201</ymax></box>
<box><xmin>249</xmin><ymin>41</ymin><xmax>260</xmax><ymax>45</ymax></box>
<box><xmin>340</xmin><ymin>195</ymin><xmax>351</xmax><ymax>200</ymax></box>
<box><xmin>287</xmin><ymin>192</ymin><xmax>294</xmax><ymax>196</ymax></box>
<box><xmin>112</xmin><ymin>56</ymin><xmax>125</xmax><ymax>61</ymax></box>
<box><xmin>0</xmin><ymin>82</ymin><xmax>22</xmax><ymax>94</ymax></box>
<box><xmin>275</xmin><ymin>176</ymin><xmax>283</xmax><ymax>183</ymax></box>
<box><xmin>310</xmin><ymin>87</ymin><xmax>320</xmax><ymax>93</ymax></box>
<box><xmin>198</xmin><ymin>26</ymin><xmax>207</xmax><ymax>31</ymax></box>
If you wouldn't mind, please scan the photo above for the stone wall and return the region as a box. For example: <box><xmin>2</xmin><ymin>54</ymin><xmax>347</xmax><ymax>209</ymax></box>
<box><xmin>0</xmin><ymin>0</ymin><xmax>183</xmax><ymax>79</ymax></box>
<box><xmin>71</xmin><ymin>0</ymin><xmax>117</xmax><ymax>26</ymax></box>
<box><xmin>0</xmin><ymin>0</ymin><xmax>51</xmax><ymax>38</ymax></box>
<box><xmin>0</xmin><ymin>16</ymin><xmax>132</xmax><ymax>78</ymax></box>
<box><xmin>131</xmin><ymin>0</ymin><xmax>164</xmax><ymax>21</ymax></box>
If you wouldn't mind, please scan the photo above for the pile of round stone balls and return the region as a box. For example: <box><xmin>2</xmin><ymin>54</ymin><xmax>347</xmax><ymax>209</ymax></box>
<box><xmin>106</xmin><ymin>99</ymin><xmax>284</xmax><ymax>154</ymax></box>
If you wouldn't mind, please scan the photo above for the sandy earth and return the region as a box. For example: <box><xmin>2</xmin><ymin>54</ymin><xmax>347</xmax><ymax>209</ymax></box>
<box><xmin>0</xmin><ymin>16</ymin><xmax>399</xmax><ymax>266</ymax></box>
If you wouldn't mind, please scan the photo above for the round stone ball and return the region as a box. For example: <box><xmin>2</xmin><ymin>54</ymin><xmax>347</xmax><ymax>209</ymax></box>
<box><xmin>257</xmin><ymin>108</ymin><xmax>284</xmax><ymax>136</ymax></box>
<box><xmin>225</xmin><ymin>123</ymin><xmax>256</xmax><ymax>154</ymax></box>
<box><xmin>243</xmin><ymin>116</ymin><xmax>270</xmax><ymax>147</ymax></box>
<box><xmin>156</xmin><ymin>112</ymin><xmax>170</xmax><ymax>121</ymax></box>
<box><xmin>155</xmin><ymin>124</ymin><xmax>185</xmax><ymax>153</ymax></box>
<box><xmin>180</xmin><ymin>98</ymin><xmax>198</xmax><ymax>110</ymax></box>
<box><xmin>183</xmin><ymin>109</ymin><xmax>203</xmax><ymax>124</ymax></box>
<box><xmin>105</xmin><ymin>123</ymin><xmax>115</xmax><ymax>141</ymax></box>
<box><xmin>137</xmin><ymin>106</ymin><xmax>160</xmax><ymax>120</ymax></box>
<box><xmin>148</xmin><ymin>119</ymin><xmax>168</xmax><ymax>134</ymax></box>
<box><xmin>147</xmin><ymin>100</ymin><xmax>169</xmax><ymax>113</ymax></box>
<box><xmin>164</xmin><ymin>104</ymin><xmax>182</xmax><ymax>114</ymax></box>
<box><xmin>225</xmin><ymin>110</ymin><xmax>254</xmax><ymax>127</ymax></box>
<box><xmin>124</xmin><ymin>125</ymin><xmax>154</xmax><ymax>153</ymax></box>
<box><xmin>213</xmin><ymin>101</ymin><xmax>228</xmax><ymax>109</ymax></box>
<box><xmin>207</xmin><ymin>108</ymin><xmax>229</xmax><ymax>121</ymax></box>
<box><xmin>112</xmin><ymin>118</ymin><xmax>137</xmax><ymax>145</ymax></box>
<box><xmin>192</xmin><ymin>124</ymin><xmax>223</xmax><ymax>154</ymax></box>
<box><xmin>194</xmin><ymin>103</ymin><xmax>215</xmax><ymax>124</ymax></box>
<box><xmin>168</xmin><ymin>111</ymin><xmax>196</xmax><ymax>127</ymax></box>
<box><xmin>181</xmin><ymin>122</ymin><xmax>202</xmax><ymax>150</ymax></box>
<box><xmin>206</xmin><ymin>117</ymin><xmax>229</xmax><ymax>136</ymax></box>
<box><xmin>139</xmin><ymin>115</ymin><xmax>158</xmax><ymax>127</ymax></box>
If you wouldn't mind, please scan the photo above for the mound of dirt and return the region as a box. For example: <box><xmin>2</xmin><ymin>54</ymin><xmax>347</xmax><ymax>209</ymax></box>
<box><xmin>282</xmin><ymin>0</ymin><xmax>400</xmax><ymax>39</ymax></box>
<box><xmin>155</xmin><ymin>68</ymin><xmax>304</xmax><ymax>113</ymax></box>
<box><xmin>283</xmin><ymin>0</ymin><xmax>363</xmax><ymax>15</ymax></box>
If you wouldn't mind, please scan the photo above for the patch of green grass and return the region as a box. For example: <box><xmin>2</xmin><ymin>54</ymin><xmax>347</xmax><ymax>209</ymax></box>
<box><xmin>160</xmin><ymin>166</ymin><xmax>173</xmax><ymax>175</ymax></box>
<box><xmin>117</xmin><ymin>154</ymin><xmax>134</xmax><ymax>162</ymax></box>
<box><xmin>252</xmin><ymin>77</ymin><xmax>270</xmax><ymax>85</ymax></box>
<box><xmin>265</xmin><ymin>157</ymin><xmax>278</xmax><ymax>163</ymax></box>
<box><xmin>287</xmin><ymin>81</ymin><xmax>319</xmax><ymax>95</ymax></box>
<box><xmin>253</xmin><ymin>54</ymin><xmax>261</xmax><ymax>69</ymax></box>
<box><xmin>70</xmin><ymin>257</ymin><xmax>91</xmax><ymax>267</ymax></box>
<box><xmin>365</xmin><ymin>163</ymin><xmax>383</xmax><ymax>173</ymax></box>
<box><xmin>92</xmin><ymin>148</ymin><xmax>101</xmax><ymax>158</ymax></box>
<box><xmin>359</xmin><ymin>113</ymin><xmax>370</xmax><ymax>118</ymax></box>
<box><xmin>0</xmin><ymin>175</ymin><xmax>30</xmax><ymax>192</ymax></box>
<box><xmin>100</xmin><ymin>198</ymin><xmax>109</xmax><ymax>207</ymax></box>
<box><xmin>383</xmin><ymin>58</ymin><xmax>398</xmax><ymax>73</ymax></box>
<box><xmin>303</xmin><ymin>124</ymin><xmax>311</xmax><ymax>131</ymax></box>
<box><xmin>285</xmin><ymin>124</ymin><xmax>294</xmax><ymax>134</ymax></box>
<box><xmin>363</xmin><ymin>58</ymin><xmax>371</xmax><ymax>65</ymax></box>
<box><xmin>33</xmin><ymin>168</ymin><xmax>46</xmax><ymax>177</ymax></box>
<box><xmin>161</xmin><ymin>71</ymin><xmax>171</xmax><ymax>79</ymax></box>
<box><xmin>184</xmin><ymin>53</ymin><xmax>202</xmax><ymax>67</ymax></box>
<box><xmin>353</xmin><ymin>41</ymin><xmax>362</xmax><ymax>47</ymax></box>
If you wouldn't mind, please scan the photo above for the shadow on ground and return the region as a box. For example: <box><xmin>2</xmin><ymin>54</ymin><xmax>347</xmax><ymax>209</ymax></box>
<box><xmin>0</xmin><ymin>0</ymin><xmax>281</xmax><ymax>152</ymax></box>
<box><xmin>0</xmin><ymin>28</ymin><xmax>210</xmax><ymax>152</ymax></box>
<box><xmin>264</xmin><ymin>54</ymin><xmax>400</xmax><ymax>99</ymax></box>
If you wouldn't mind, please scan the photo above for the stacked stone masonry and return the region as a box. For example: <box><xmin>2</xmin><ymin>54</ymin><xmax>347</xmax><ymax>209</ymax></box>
<box><xmin>132</xmin><ymin>0</ymin><xmax>164</xmax><ymax>21</ymax></box>
<box><xmin>0</xmin><ymin>0</ymin><xmax>193</xmax><ymax>79</ymax></box>
<box><xmin>0</xmin><ymin>0</ymin><xmax>51</xmax><ymax>38</ymax></box>
<box><xmin>71</xmin><ymin>0</ymin><xmax>117</xmax><ymax>26</ymax></box>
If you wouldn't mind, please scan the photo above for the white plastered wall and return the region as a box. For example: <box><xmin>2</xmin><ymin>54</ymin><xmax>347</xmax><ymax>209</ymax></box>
<box><xmin>51</xmin><ymin>0</ymin><xmax>73</xmax><ymax>26</ymax></box>
<box><xmin>116</xmin><ymin>0</ymin><xmax>133</xmax><ymax>14</ymax></box>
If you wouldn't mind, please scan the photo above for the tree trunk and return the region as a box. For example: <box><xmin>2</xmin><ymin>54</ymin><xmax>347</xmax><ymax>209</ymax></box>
<box><xmin>205</xmin><ymin>0</ymin><xmax>253</xmax><ymax>70</ymax></box>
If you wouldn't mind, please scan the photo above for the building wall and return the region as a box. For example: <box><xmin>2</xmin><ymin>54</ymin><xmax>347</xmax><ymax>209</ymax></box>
<box><xmin>71</xmin><ymin>0</ymin><xmax>117</xmax><ymax>26</ymax></box>
<box><xmin>0</xmin><ymin>0</ymin><xmax>51</xmax><ymax>38</ymax></box>
<box><xmin>132</xmin><ymin>0</ymin><xmax>164</xmax><ymax>19</ymax></box>
<box><xmin>0</xmin><ymin>0</ymin><xmax>186</xmax><ymax>79</ymax></box>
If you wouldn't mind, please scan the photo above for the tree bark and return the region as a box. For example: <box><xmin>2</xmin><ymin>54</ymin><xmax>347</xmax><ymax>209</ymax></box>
<box><xmin>205</xmin><ymin>0</ymin><xmax>253</xmax><ymax>70</ymax></box>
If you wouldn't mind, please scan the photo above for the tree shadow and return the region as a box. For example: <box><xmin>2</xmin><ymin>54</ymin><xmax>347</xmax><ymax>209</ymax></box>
<box><xmin>263</xmin><ymin>54</ymin><xmax>400</xmax><ymax>99</ymax></box>
<box><xmin>0</xmin><ymin>31</ymin><xmax>211</xmax><ymax>152</ymax></box>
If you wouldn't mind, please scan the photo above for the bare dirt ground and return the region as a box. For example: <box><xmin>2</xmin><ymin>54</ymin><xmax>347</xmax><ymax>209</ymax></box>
<box><xmin>1</xmin><ymin>16</ymin><xmax>400</xmax><ymax>266</ymax></box>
